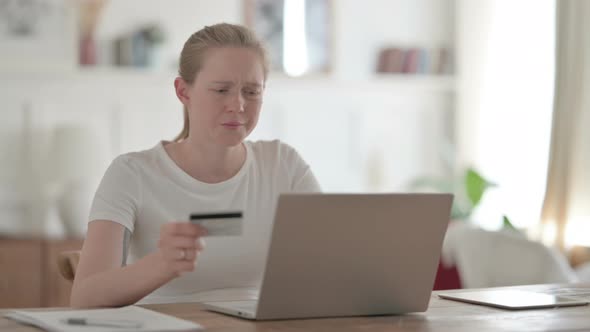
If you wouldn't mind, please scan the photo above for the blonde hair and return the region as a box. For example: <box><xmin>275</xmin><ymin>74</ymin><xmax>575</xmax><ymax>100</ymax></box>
<box><xmin>173</xmin><ymin>23</ymin><xmax>269</xmax><ymax>142</ymax></box>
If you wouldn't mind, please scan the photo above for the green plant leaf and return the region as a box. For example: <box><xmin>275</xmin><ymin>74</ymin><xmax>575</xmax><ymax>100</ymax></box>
<box><xmin>502</xmin><ymin>215</ymin><xmax>518</xmax><ymax>231</ymax></box>
<box><xmin>465</xmin><ymin>168</ymin><xmax>495</xmax><ymax>206</ymax></box>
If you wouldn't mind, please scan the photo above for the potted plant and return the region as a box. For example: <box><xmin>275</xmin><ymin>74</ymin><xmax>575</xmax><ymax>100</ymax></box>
<box><xmin>409</xmin><ymin>167</ymin><xmax>517</xmax><ymax>230</ymax></box>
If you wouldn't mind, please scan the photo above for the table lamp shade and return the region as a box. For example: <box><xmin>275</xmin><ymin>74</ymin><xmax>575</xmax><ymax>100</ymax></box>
<box><xmin>48</xmin><ymin>125</ymin><xmax>106</xmax><ymax>183</ymax></box>
<box><xmin>47</xmin><ymin>125</ymin><xmax>108</xmax><ymax>236</ymax></box>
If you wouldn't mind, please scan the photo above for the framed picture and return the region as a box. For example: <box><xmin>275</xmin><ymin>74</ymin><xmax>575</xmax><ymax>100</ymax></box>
<box><xmin>0</xmin><ymin>0</ymin><xmax>77</xmax><ymax>71</ymax></box>
<box><xmin>245</xmin><ymin>0</ymin><xmax>332</xmax><ymax>76</ymax></box>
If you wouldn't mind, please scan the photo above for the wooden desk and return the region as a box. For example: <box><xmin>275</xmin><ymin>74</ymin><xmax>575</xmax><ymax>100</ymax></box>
<box><xmin>1</xmin><ymin>284</ymin><xmax>589</xmax><ymax>331</ymax></box>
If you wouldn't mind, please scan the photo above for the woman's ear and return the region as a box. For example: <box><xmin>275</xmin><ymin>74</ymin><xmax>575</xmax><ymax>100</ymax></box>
<box><xmin>174</xmin><ymin>77</ymin><xmax>190</xmax><ymax>105</ymax></box>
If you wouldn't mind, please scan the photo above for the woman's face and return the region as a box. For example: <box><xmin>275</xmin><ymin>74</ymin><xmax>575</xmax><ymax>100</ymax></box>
<box><xmin>181</xmin><ymin>47</ymin><xmax>265</xmax><ymax>147</ymax></box>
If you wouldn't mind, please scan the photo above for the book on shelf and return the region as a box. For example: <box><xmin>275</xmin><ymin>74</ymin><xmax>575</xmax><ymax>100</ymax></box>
<box><xmin>402</xmin><ymin>48</ymin><xmax>419</xmax><ymax>74</ymax></box>
<box><xmin>376</xmin><ymin>46</ymin><xmax>453</xmax><ymax>75</ymax></box>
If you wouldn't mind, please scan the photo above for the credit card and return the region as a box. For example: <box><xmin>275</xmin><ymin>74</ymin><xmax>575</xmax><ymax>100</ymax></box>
<box><xmin>189</xmin><ymin>211</ymin><xmax>243</xmax><ymax>236</ymax></box>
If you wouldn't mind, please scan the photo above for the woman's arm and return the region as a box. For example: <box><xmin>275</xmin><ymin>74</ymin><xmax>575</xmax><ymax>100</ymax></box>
<box><xmin>70</xmin><ymin>220</ymin><xmax>206</xmax><ymax>308</ymax></box>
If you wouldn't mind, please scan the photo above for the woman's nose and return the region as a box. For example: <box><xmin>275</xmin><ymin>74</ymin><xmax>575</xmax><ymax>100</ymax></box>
<box><xmin>228</xmin><ymin>92</ymin><xmax>245</xmax><ymax>112</ymax></box>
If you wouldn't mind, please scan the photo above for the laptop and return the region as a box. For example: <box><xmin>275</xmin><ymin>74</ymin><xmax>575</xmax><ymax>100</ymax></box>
<box><xmin>201</xmin><ymin>193</ymin><xmax>453</xmax><ymax>320</ymax></box>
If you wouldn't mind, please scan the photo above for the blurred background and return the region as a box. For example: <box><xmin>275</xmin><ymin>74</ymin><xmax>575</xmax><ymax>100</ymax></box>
<box><xmin>0</xmin><ymin>0</ymin><xmax>557</xmax><ymax>236</ymax></box>
<box><xmin>1</xmin><ymin>0</ymin><xmax>590</xmax><ymax>307</ymax></box>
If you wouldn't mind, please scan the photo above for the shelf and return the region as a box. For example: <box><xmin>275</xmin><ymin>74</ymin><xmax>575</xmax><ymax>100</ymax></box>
<box><xmin>0</xmin><ymin>67</ymin><xmax>455</xmax><ymax>93</ymax></box>
<box><xmin>267</xmin><ymin>73</ymin><xmax>455</xmax><ymax>93</ymax></box>
<box><xmin>0</xmin><ymin>67</ymin><xmax>176</xmax><ymax>84</ymax></box>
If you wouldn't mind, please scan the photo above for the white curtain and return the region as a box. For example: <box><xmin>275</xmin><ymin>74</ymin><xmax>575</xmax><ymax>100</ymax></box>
<box><xmin>456</xmin><ymin>0</ymin><xmax>555</xmax><ymax>230</ymax></box>
<box><xmin>540</xmin><ymin>0</ymin><xmax>590</xmax><ymax>249</ymax></box>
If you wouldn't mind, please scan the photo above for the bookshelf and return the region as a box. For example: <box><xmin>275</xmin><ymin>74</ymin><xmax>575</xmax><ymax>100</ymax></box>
<box><xmin>1</xmin><ymin>69</ymin><xmax>455</xmax><ymax>98</ymax></box>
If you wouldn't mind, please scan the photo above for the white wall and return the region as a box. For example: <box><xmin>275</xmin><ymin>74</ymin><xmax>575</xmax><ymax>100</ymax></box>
<box><xmin>0</xmin><ymin>0</ymin><xmax>455</xmax><ymax>236</ymax></box>
<box><xmin>334</xmin><ymin>0</ymin><xmax>454</xmax><ymax>79</ymax></box>
<box><xmin>94</xmin><ymin>0</ymin><xmax>455</xmax><ymax>78</ymax></box>
<box><xmin>0</xmin><ymin>1</ymin><xmax>78</xmax><ymax>72</ymax></box>
<box><xmin>96</xmin><ymin>0</ymin><xmax>244</xmax><ymax>69</ymax></box>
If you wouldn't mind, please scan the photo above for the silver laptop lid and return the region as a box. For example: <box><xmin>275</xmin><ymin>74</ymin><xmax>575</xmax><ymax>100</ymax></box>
<box><xmin>256</xmin><ymin>193</ymin><xmax>453</xmax><ymax>320</ymax></box>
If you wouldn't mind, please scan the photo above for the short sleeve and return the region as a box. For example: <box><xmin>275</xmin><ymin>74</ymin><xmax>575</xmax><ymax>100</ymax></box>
<box><xmin>281</xmin><ymin>144</ymin><xmax>322</xmax><ymax>193</ymax></box>
<box><xmin>88</xmin><ymin>155</ymin><xmax>141</xmax><ymax>232</ymax></box>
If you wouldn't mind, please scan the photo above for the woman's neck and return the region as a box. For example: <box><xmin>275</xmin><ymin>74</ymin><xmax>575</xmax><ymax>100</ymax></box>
<box><xmin>165</xmin><ymin>139</ymin><xmax>246</xmax><ymax>184</ymax></box>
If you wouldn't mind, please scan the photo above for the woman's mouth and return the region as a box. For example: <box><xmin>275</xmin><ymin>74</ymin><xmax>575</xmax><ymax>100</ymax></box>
<box><xmin>222</xmin><ymin>121</ymin><xmax>244</xmax><ymax>128</ymax></box>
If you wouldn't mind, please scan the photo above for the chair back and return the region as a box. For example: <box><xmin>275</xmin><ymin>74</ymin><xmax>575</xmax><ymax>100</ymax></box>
<box><xmin>57</xmin><ymin>250</ymin><xmax>81</xmax><ymax>281</ymax></box>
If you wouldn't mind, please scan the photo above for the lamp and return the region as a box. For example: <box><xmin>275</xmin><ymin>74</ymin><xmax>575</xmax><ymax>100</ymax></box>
<box><xmin>48</xmin><ymin>125</ymin><xmax>107</xmax><ymax>237</ymax></box>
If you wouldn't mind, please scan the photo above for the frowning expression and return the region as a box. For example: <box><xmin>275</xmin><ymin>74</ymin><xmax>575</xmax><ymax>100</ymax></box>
<box><xmin>177</xmin><ymin>47</ymin><xmax>265</xmax><ymax>147</ymax></box>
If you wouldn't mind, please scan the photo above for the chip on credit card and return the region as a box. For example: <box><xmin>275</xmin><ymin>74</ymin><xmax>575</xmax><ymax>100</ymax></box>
<box><xmin>189</xmin><ymin>211</ymin><xmax>243</xmax><ymax>236</ymax></box>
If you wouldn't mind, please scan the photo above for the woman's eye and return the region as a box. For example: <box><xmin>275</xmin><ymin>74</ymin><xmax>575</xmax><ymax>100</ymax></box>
<box><xmin>245</xmin><ymin>90</ymin><xmax>261</xmax><ymax>96</ymax></box>
<box><xmin>216</xmin><ymin>89</ymin><xmax>229</xmax><ymax>94</ymax></box>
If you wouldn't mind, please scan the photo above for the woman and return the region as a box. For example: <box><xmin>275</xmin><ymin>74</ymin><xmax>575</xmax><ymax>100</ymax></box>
<box><xmin>71</xmin><ymin>23</ymin><xmax>321</xmax><ymax>308</ymax></box>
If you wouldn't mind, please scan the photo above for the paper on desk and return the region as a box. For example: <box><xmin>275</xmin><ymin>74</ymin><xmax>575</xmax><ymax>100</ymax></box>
<box><xmin>4</xmin><ymin>305</ymin><xmax>201</xmax><ymax>332</ymax></box>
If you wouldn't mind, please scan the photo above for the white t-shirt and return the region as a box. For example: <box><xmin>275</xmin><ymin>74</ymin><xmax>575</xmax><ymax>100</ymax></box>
<box><xmin>88</xmin><ymin>140</ymin><xmax>321</xmax><ymax>303</ymax></box>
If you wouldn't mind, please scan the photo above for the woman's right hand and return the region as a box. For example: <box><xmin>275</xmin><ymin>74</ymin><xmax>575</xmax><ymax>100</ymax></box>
<box><xmin>158</xmin><ymin>222</ymin><xmax>208</xmax><ymax>277</ymax></box>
